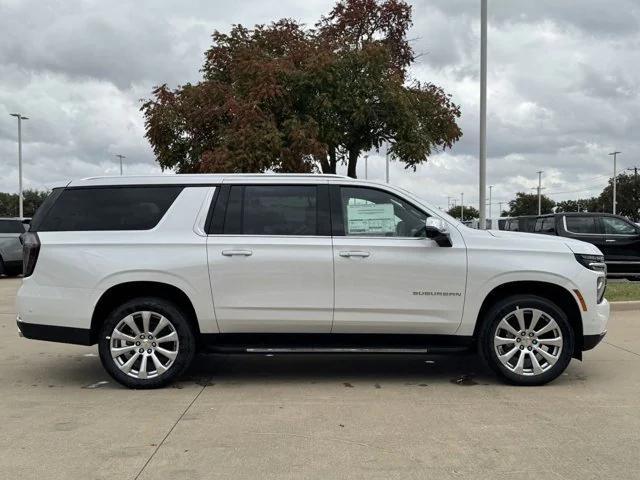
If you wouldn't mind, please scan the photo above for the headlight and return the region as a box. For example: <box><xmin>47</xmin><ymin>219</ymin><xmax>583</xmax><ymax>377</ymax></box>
<box><xmin>574</xmin><ymin>254</ymin><xmax>607</xmax><ymax>303</ymax></box>
<box><xmin>574</xmin><ymin>254</ymin><xmax>606</xmax><ymax>273</ymax></box>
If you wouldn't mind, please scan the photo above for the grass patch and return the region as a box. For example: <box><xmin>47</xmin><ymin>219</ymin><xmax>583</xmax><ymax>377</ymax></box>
<box><xmin>605</xmin><ymin>282</ymin><xmax>640</xmax><ymax>302</ymax></box>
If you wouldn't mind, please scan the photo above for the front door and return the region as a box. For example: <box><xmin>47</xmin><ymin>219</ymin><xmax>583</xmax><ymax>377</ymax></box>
<box><xmin>330</xmin><ymin>185</ymin><xmax>467</xmax><ymax>335</ymax></box>
<box><xmin>207</xmin><ymin>183</ymin><xmax>334</xmax><ymax>333</ymax></box>
<box><xmin>600</xmin><ymin>216</ymin><xmax>640</xmax><ymax>276</ymax></box>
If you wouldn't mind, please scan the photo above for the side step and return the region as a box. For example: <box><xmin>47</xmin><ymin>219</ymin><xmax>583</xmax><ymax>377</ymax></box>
<box><xmin>246</xmin><ymin>347</ymin><xmax>430</xmax><ymax>354</ymax></box>
<box><xmin>200</xmin><ymin>333</ymin><xmax>474</xmax><ymax>355</ymax></box>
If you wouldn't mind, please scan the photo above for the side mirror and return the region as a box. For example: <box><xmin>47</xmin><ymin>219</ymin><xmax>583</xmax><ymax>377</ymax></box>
<box><xmin>424</xmin><ymin>217</ymin><xmax>452</xmax><ymax>247</ymax></box>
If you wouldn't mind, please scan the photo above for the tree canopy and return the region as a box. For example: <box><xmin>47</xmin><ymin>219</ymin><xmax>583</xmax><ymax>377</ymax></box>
<box><xmin>596</xmin><ymin>173</ymin><xmax>640</xmax><ymax>221</ymax></box>
<box><xmin>141</xmin><ymin>0</ymin><xmax>462</xmax><ymax>178</ymax></box>
<box><xmin>446</xmin><ymin>205</ymin><xmax>479</xmax><ymax>220</ymax></box>
<box><xmin>505</xmin><ymin>192</ymin><xmax>555</xmax><ymax>217</ymax></box>
<box><xmin>0</xmin><ymin>190</ymin><xmax>49</xmax><ymax>217</ymax></box>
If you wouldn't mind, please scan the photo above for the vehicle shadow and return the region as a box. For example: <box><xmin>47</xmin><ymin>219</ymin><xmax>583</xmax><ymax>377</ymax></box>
<box><xmin>18</xmin><ymin>351</ymin><xmax>499</xmax><ymax>389</ymax></box>
<box><xmin>182</xmin><ymin>352</ymin><xmax>496</xmax><ymax>387</ymax></box>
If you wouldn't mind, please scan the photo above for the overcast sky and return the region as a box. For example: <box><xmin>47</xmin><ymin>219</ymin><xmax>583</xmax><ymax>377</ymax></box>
<box><xmin>1</xmin><ymin>0</ymin><xmax>639</xmax><ymax>211</ymax></box>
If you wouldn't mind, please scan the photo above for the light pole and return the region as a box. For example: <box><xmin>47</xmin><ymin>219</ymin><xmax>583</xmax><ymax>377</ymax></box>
<box><xmin>115</xmin><ymin>154</ymin><xmax>126</xmax><ymax>176</ymax></box>
<box><xmin>385</xmin><ymin>150</ymin><xmax>390</xmax><ymax>183</ymax></box>
<box><xmin>478</xmin><ymin>0</ymin><xmax>488</xmax><ymax>229</ymax></box>
<box><xmin>460</xmin><ymin>192</ymin><xmax>464</xmax><ymax>222</ymax></box>
<box><xmin>488</xmin><ymin>185</ymin><xmax>493</xmax><ymax>220</ymax></box>
<box><xmin>536</xmin><ymin>171</ymin><xmax>543</xmax><ymax>215</ymax></box>
<box><xmin>364</xmin><ymin>155</ymin><xmax>369</xmax><ymax>180</ymax></box>
<box><xmin>10</xmin><ymin>113</ymin><xmax>28</xmax><ymax>219</ymax></box>
<box><xmin>609</xmin><ymin>151</ymin><xmax>621</xmax><ymax>215</ymax></box>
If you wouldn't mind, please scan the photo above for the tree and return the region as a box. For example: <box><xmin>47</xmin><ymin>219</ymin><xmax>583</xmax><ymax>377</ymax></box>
<box><xmin>597</xmin><ymin>173</ymin><xmax>640</xmax><ymax>221</ymax></box>
<box><xmin>555</xmin><ymin>197</ymin><xmax>603</xmax><ymax>214</ymax></box>
<box><xmin>141</xmin><ymin>0</ymin><xmax>462</xmax><ymax>178</ymax></box>
<box><xmin>506</xmin><ymin>192</ymin><xmax>555</xmax><ymax>216</ymax></box>
<box><xmin>0</xmin><ymin>190</ymin><xmax>49</xmax><ymax>217</ymax></box>
<box><xmin>446</xmin><ymin>205</ymin><xmax>479</xmax><ymax>220</ymax></box>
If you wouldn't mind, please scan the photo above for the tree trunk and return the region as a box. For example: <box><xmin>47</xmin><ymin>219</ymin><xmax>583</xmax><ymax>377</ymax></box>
<box><xmin>319</xmin><ymin>155</ymin><xmax>331</xmax><ymax>173</ymax></box>
<box><xmin>319</xmin><ymin>147</ymin><xmax>338</xmax><ymax>174</ymax></box>
<box><xmin>328</xmin><ymin>147</ymin><xmax>337</xmax><ymax>174</ymax></box>
<box><xmin>347</xmin><ymin>148</ymin><xmax>358</xmax><ymax>178</ymax></box>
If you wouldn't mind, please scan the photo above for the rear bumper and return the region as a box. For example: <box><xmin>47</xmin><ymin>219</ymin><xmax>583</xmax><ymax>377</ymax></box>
<box><xmin>16</xmin><ymin>318</ymin><xmax>92</xmax><ymax>345</ymax></box>
<box><xmin>583</xmin><ymin>331</ymin><xmax>606</xmax><ymax>351</ymax></box>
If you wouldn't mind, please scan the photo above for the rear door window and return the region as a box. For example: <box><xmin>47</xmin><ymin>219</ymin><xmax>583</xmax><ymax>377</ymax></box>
<box><xmin>222</xmin><ymin>185</ymin><xmax>321</xmax><ymax>236</ymax></box>
<box><xmin>535</xmin><ymin>217</ymin><xmax>555</xmax><ymax>233</ymax></box>
<box><xmin>0</xmin><ymin>220</ymin><xmax>25</xmax><ymax>233</ymax></box>
<box><xmin>37</xmin><ymin>186</ymin><xmax>183</xmax><ymax>231</ymax></box>
<box><xmin>565</xmin><ymin>216</ymin><xmax>599</xmax><ymax>234</ymax></box>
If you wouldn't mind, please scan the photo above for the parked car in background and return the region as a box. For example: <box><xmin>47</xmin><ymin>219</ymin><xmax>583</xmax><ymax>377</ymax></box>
<box><xmin>529</xmin><ymin>212</ymin><xmax>640</xmax><ymax>279</ymax></box>
<box><xmin>16</xmin><ymin>175</ymin><xmax>608</xmax><ymax>388</ymax></box>
<box><xmin>503</xmin><ymin>216</ymin><xmax>537</xmax><ymax>233</ymax></box>
<box><xmin>487</xmin><ymin>217</ymin><xmax>509</xmax><ymax>230</ymax></box>
<box><xmin>0</xmin><ymin>218</ymin><xmax>27</xmax><ymax>276</ymax></box>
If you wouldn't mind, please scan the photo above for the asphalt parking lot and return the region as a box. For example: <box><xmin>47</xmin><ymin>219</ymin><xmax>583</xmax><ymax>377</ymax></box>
<box><xmin>2</xmin><ymin>278</ymin><xmax>640</xmax><ymax>479</ymax></box>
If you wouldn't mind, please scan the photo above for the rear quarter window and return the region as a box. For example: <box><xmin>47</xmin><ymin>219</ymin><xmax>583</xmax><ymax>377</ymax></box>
<box><xmin>36</xmin><ymin>186</ymin><xmax>183</xmax><ymax>231</ymax></box>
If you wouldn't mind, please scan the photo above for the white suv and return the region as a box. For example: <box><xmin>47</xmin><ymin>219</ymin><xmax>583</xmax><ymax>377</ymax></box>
<box><xmin>16</xmin><ymin>174</ymin><xmax>609</xmax><ymax>388</ymax></box>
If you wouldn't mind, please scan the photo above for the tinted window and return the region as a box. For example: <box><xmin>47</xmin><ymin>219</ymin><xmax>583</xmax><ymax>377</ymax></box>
<box><xmin>28</xmin><ymin>188</ymin><xmax>63</xmax><ymax>231</ymax></box>
<box><xmin>0</xmin><ymin>220</ymin><xmax>24</xmax><ymax>233</ymax></box>
<box><xmin>602</xmin><ymin>217</ymin><xmax>637</xmax><ymax>235</ymax></box>
<box><xmin>565</xmin><ymin>216</ymin><xmax>598</xmax><ymax>234</ymax></box>
<box><xmin>224</xmin><ymin>185</ymin><xmax>318</xmax><ymax>236</ymax></box>
<box><xmin>339</xmin><ymin>187</ymin><xmax>427</xmax><ymax>237</ymax></box>
<box><xmin>507</xmin><ymin>220</ymin><xmax>519</xmax><ymax>231</ymax></box>
<box><xmin>535</xmin><ymin>217</ymin><xmax>555</xmax><ymax>233</ymax></box>
<box><xmin>38</xmin><ymin>186</ymin><xmax>182</xmax><ymax>231</ymax></box>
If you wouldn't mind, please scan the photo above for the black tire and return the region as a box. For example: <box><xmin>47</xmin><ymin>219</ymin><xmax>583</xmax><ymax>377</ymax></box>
<box><xmin>98</xmin><ymin>297</ymin><xmax>196</xmax><ymax>389</ymax></box>
<box><xmin>5</xmin><ymin>266</ymin><xmax>22</xmax><ymax>277</ymax></box>
<box><xmin>478</xmin><ymin>295</ymin><xmax>574</xmax><ymax>386</ymax></box>
<box><xmin>0</xmin><ymin>257</ymin><xmax>5</xmax><ymax>276</ymax></box>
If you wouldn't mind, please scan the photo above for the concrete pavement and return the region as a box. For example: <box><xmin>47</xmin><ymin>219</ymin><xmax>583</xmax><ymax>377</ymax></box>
<box><xmin>1</xmin><ymin>277</ymin><xmax>639</xmax><ymax>479</ymax></box>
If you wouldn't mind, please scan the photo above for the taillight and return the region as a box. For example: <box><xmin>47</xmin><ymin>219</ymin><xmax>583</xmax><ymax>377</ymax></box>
<box><xmin>20</xmin><ymin>232</ymin><xmax>40</xmax><ymax>277</ymax></box>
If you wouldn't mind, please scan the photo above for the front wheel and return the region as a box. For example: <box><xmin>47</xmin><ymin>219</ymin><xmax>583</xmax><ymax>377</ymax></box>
<box><xmin>479</xmin><ymin>295</ymin><xmax>574</xmax><ymax>386</ymax></box>
<box><xmin>98</xmin><ymin>297</ymin><xmax>196</xmax><ymax>389</ymax></box>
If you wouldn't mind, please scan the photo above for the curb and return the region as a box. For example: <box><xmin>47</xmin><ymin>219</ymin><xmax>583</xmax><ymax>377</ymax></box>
<box><xmin>610</xmin><ymin>301</ymin><xmax>640</xmax><ymax>312</ymax></box>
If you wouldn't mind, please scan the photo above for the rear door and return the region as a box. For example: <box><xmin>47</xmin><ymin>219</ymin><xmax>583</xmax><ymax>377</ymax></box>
<box><xmin>330</xmin><ymin>184</ymin><xmax>466</xmax><ymax>335</ymax></box>
<box><xmin>600</xmin><ymin>216</ymin><xmax>640</xmax><ymax>275</ymax></box>
<box><xmin>206</xmin><ymin>183</ymin><xmax>334</xmax><ymax>333</ymax></box>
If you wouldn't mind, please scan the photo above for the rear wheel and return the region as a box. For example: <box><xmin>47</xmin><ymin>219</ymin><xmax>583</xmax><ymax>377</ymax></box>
<box><xmin>98</xmin><ymin>297</ymin><xmax>196</xmax><ymax>389</ymax></box>
<box><xmin>479</xmin><ymin>295</ymin><xmax>574</xmax><ymax>386</ymax></box>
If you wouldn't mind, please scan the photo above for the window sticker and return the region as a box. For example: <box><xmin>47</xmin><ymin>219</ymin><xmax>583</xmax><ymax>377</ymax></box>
<box><xmin>346</xmin><ymin>203</ymin><xmax>396</xmax><ymax>234</ymax></box>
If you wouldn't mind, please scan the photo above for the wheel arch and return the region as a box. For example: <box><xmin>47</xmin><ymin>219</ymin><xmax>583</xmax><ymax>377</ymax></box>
<box><xmin>473</xmin><ymin>281</ymin><xmax>584</xmax><ymax>358</ymax></box>
<box><xmin>90</xmin><ymin>281</ymin><xmax>200</xmax><ymax>344</ymax></box>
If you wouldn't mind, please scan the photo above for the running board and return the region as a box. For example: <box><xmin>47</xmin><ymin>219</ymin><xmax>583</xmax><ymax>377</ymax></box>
<box><xmin>245</xmin><ymin>347</ymin><xmax>430</xmax><ymax>354</ymax></box>
<box><xmin>200</xmin><ymin>333</ymin><xmax>474</xmax><ymax>355</ymax></box>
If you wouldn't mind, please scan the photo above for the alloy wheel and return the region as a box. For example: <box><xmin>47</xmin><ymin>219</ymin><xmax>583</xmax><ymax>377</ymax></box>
<box><xmin>493</xmin><ymin>307</ymin><xmax>563</xmax><ymax>376</ymax></box>
<box><xmin>109</xmin><ymin>311</ymin><xmax>179</xmax><ymax>379</ymax></box>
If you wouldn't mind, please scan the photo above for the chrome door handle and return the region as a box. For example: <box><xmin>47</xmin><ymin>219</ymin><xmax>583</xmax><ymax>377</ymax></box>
<box><xmin>605</xmin><ymin>239</ymin><xmax>616</xmax><ymax>243</ymax></box>
<box><xmin>222</xmin><ymin>249</ymin><xmax>253</xmax><ymax>256</ymax></box>
<box><xmin>339</xmin><ymin>251</ymin><xmax>370</xmax><ymax>258</ymax></box>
